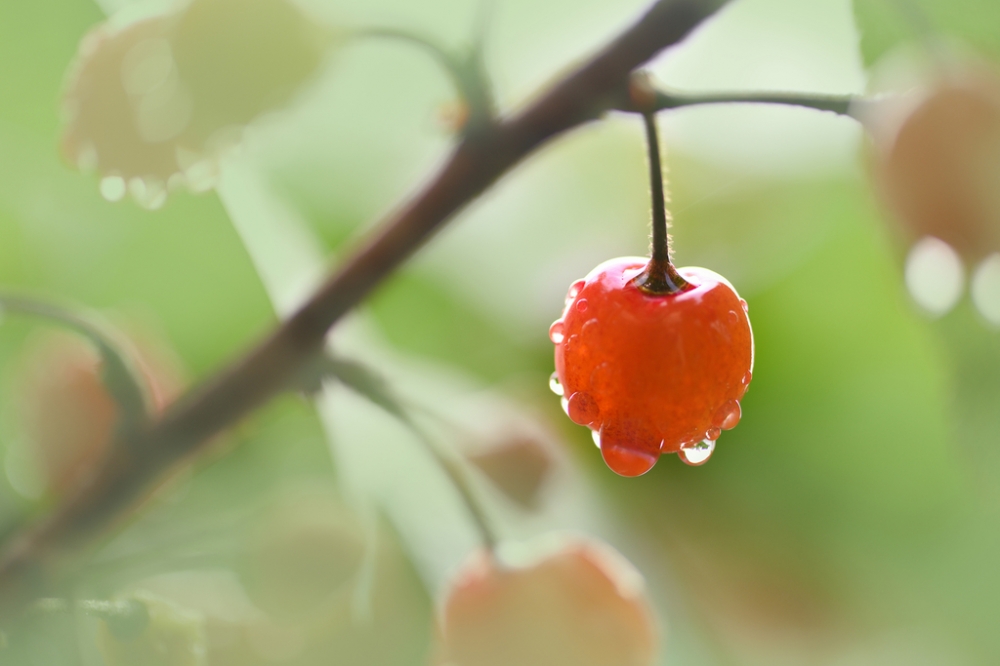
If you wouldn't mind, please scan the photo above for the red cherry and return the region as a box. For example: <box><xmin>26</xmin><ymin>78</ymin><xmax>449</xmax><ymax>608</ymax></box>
<box><xmin>439</xmin><ymin>540</ymin><xmax>658</xmax><ymax>666</ymax></box>
<box><xmin>551</xmin><ymin>257</ymin><xmax>753</xmax><ymax>476</ymax></box>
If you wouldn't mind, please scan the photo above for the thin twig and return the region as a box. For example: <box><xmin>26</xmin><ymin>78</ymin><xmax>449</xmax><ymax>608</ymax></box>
<box><xmin>616</xmin><ymin>87</ymin><xmax>861</xmax><ymax>117</ymax></box>
<box><xmin>351</xmin><ymin>27</ymin><xmax>496</xmax><ymax>131</ymax></box>
<box><xmin>0</xmin><ymin>0</ymin><xmax>727</xmax><ymax>619</ymax></box>
<box><xmin>319</xmin><ymin>356</ymin><xmax>499</xmax><ymax>552</ymax></box>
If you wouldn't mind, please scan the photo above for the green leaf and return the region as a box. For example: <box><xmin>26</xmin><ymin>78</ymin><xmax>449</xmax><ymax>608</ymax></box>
<box><xmin>854</xmin><ymin>0</ymin><xmax>1000</xmax><ymax>68</ymax></box>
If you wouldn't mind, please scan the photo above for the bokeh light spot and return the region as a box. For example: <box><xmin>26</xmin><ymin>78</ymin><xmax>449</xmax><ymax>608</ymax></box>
<box><xmin>904</xmin><ymin>236</ymin><xmax>965</xmax><ymax>316</ymax></box>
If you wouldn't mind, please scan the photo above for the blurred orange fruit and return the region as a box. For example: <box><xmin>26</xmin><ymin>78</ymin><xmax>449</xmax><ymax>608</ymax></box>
<box><xmin>439</xmin><ymin>538</ymin><xmax>658</xmax><ymax>666</ymax></box>
<box><xmin>15</xmin><ymin>329</ymin><xmax>181</xmax><ymax>497</ymax></box>
<box><xmin>877</xmin><ymin>71</ymin><xmax>1000</xmax><ymax>260</ymax></box>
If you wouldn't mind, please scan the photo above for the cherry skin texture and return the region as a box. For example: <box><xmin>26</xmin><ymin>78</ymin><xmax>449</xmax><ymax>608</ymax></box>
<box><xmin>551</xmin><ymin>257</ymin><xmax>753</xmax><ymax>477</ymax></box>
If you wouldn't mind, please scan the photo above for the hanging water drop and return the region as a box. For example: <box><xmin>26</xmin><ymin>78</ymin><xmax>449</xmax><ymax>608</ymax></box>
<box><xmin>560</xmin><ymin>396</ymin><xmax>570</xmax><ymax>416</ymax></box>
<box><xmin>591</xmin><ymin>429</ymin><xmax>601</xmax><ymax>449</ymax></box>
<box><xmin>598</xmin><ymin>424</ymin><xmax>660</xmax><ymax>477</ymax></box>
<box><xmin>679</xmin><ymin>440</ymin><xmax>715</xmax><ymax>466</ymax></box>
<box><xmin>601</xmin><ymin>443</ymin><xmax>658</xmax><ymax>477</ymax></box>
<box><xmin>548</xmin><ymin>372</ymin><xmax>564</xmax><ymax>396</ymax></box>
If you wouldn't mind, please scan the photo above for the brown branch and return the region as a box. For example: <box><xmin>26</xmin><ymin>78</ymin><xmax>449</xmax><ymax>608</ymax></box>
<box><xmin>0</xmin><ymin>0</ymin><xmax>728</xmax><ymax>619</ymax></box>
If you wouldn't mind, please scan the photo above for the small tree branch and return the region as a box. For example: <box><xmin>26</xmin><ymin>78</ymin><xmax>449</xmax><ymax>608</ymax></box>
<box><xmin>616</xmin><ymin>86</ymin><xmax>862</xmax><ymax>116</ymax></box>
<box><xmin>0</xmin><ymin>0</ymin><xmax>728</xmax><ymax>618</ymax></box>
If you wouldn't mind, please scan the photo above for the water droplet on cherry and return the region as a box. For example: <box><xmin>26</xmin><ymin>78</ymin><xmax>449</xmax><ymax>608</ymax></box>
<box><xmin>576</xmin><ymin>298</ymin><xmax>589</xmax><ymax>312</ymax></box>
<box><xmin>566</xmin><ymin>391</ymin><xmax>600</xmax><ymax>426</ymax></box>
<box><xmin>599</xmin><ymin>424</ymin><xmax>659</xmax><ymax>477</ymax></box>
<box><xmin>705</xmin><ymin>427</ymin><xmax>721</xmax><ymax>441</ymax></box>
<box><xmin>549</xmin><ymin>320</ymin><xmax>565</xmax><ymax>344</ymax></box>
<box><xmin>591</xmin><ymin>429</ymin><xmax>601</xmax><ymax>448</ymax></box>
<box><xmin>548</xmin><ymin>372</ymin><xmax>564</xmax><ymax>396</ymax></box>
<box><xmin>679</xmin><ymin>440</ymin><xmax>715</xmax><ymax>466</ymax></box>
<box><xmin>712</xmin><ymin>400</ymin><xmax>741</xmax><ymax>430</ymax></box>
<box><xmin>601</xmin><ymin>443</ymin><xmax>658</xmax><ymax>477</ymax></box>
<box><xmin>560</xmin><ymin>396</ymin><xmax>570</xmax><ymax>415</ymax></box>
<box><xmin>740</xmin><ymin>298</ymin><xmax>749</xmax><ymax>312</ymax></box>
<box><xmin>566</xmin><ymin>279</ymin><xmax>586</xmax><ymax>305</ymax></box>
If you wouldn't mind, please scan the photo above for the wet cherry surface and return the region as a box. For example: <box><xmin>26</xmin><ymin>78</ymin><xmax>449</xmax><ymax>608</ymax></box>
<box><xmin>551</xmin><ymin>257</ymin><xmax>754</xmax><ymax>476</ymax></box>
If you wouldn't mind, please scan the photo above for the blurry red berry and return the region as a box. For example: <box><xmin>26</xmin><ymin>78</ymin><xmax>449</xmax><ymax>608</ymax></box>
<box><xmin>439</xmin><ymin>539</ymin><xmax>658</xmax><ymax>666</ymax></box>
<box><xmin>550</xmin><ymin>257</ymin><xmax>753</xmax><ymax>476</ymax></box>
<box><xmin>16</xmin><ymin>330</ymin><xmax>181</xmax><ymax>496</ymax></box>
<box><xmin>877</xmin><ymin>73</ymin><xmax>1000</xmax><ymax>260</ymax></box>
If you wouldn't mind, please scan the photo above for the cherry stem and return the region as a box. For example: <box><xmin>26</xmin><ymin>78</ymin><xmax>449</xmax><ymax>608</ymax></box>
<box><xmin>320</xmin><ymin>356</ymin><xmax>499</xmax><ymax>556</ymax></box>
<box><xmin>352</xmin><ymin>27</ymin><xmax>495</xmax><ymax>133</ymax></box>
<box><xmin>643</xmin><ymin>111</ymin><xmax>668</xmax><ymax>264</ymax></box>
<box><xmin>632</xmin><ymin>111</ymin><xmax>689</xmax><ymax>295</ymax></box>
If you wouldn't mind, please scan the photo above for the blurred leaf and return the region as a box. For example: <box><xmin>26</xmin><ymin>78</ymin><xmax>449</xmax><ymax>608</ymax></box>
<box><xmin>238</xmin><ymin>485</ymin><xmax>366</xmax><ymax>623</ymax></box>
<box><xmin>0</xmin><ymin>0</ymin><xmax>103</xmax><ymax>135</ymax></box>
<box><xmin>853</xmin><ymin>0</ymin><xmax>1000</xmax><ymax>68</ymax></box>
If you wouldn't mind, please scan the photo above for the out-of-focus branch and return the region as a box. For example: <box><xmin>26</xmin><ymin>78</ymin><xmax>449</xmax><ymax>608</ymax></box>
<box><xmin>0</xmin><ymin>0</ymin><xmax>728</xmax><ymax>619</ymax></box>
<box><xmin>352</xmin><ymin>27</ymin><xmax>496</xmax><ymax>132</ymax></box>
<box><xmin>616</xmin><ymin>84</ymin><xmax>863</xmax><ymax>117</ymax></box>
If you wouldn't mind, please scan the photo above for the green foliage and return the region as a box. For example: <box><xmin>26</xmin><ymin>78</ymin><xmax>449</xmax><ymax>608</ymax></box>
<box><xmin>853</xmin><ymin>0</ymin><xmax>1000</xmax><ymax>67</ymax></box>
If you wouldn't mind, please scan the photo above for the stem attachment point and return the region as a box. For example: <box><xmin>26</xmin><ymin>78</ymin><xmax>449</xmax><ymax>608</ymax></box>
<box><xmin>632</xmin><ymin>258</ymin><xmax>689</xmax><ymax>295</ymax></box>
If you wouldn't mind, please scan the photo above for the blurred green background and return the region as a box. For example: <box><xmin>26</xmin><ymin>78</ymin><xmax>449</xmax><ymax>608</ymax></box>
<box><xmin>1</xmin><ymin>0</ymin><xmax>999</xmax><ymax>664</ymax></box>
